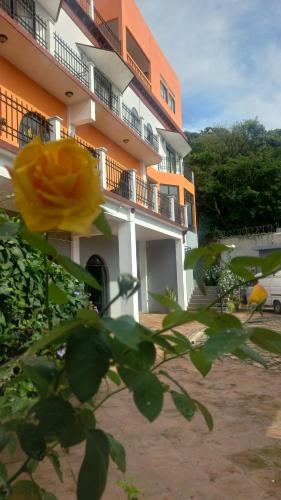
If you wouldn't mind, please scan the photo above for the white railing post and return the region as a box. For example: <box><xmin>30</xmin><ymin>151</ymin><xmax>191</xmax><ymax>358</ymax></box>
<box><xmin>152</xmin><ymin>184</ymin><xmax>159</xmax><ymax>213</ymax></box>
<box><xmin>89</xmin><ymin>0</ymin><xmax>94</xmax><ymax>18</ymax></box>
<box><xmin>96</xmin><ymin>147</ymin><xmax>107</xmax><ymax>190</ymax></box>
<box><xmin>129</xmin><ymin>169</ymin><xmax>137</xmax><ymax>203</ymax></box>
<box><xmin>168</xmin><ymin>195</ymin><xmax>175</xmax><ymax>221</ymax></box>
<box><xmin>183</xmin><ymin>204</ymin><xmax>189</xmax><ymax>227</ymax></box>
<box><xmin>48</xmin><ymin>116</ymin><xmax>63</xmax><ymax>140</ymax></box>
<box><xmin>140</xmin><ymin>116</ymin><xmax>145</xmax><ymax>139</ymax></box>
<box><xmin>89</xmin><ymin>63</ymin><xmax>95</xmax><ymax>93</ymax></box>
<box><xmin>46</xmin><ymin>18</ymin><xmax>55</xmax><ymax>56</ymax></box>
<box><xmin>71</xmin><ymin>235</ymin><xmax>80</xmax><ymax>264</ymax></box>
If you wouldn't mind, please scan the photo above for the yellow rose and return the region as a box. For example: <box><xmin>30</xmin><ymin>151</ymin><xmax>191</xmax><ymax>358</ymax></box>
<box><xmin>248</xmin><ymin>283</ymin><xmax>268</xmax><ymax>306</ymax></box>
<box><xmin>10</xmin><ymin>138</ymin><xmax>104</xmax><ymax>235</ymax></box>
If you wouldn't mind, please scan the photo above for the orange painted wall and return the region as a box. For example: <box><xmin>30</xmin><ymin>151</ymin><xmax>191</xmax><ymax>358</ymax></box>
<box><xmin>95</xmin><ymin>0</ymin><xmax>182</xmax><ymax>128</ymax></box>
<box><xmin>147</xmin><ymin>167</ymin><xmax>195</xmax><ymax>206</ymax></box>
<box><xmin>0</xmin><ymin>58</ymin><xmax>67</xmax><ymax>122</ymax></box>
<box><xmin>77</xmin><ymin>124</ymin><xmax>141</xmax><ymax>173</ymax></box>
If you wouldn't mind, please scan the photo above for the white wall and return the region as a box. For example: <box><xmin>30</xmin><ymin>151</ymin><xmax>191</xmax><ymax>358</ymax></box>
<box><xmin>220</xmin><ymin>232</ymin><xmax>281</xmax><ymax>258</ymax></box>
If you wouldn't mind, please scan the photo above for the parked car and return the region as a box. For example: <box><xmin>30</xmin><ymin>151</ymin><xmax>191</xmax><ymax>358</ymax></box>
<box><xmin>246</xmin><ymin>271</ymin><xmax>281</xmax><ymax>314</ymax></box>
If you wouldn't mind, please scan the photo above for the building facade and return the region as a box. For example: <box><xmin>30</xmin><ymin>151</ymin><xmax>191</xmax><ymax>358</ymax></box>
<box><xmin>0</xmin><ymin>0</ymin><xmax>198</xmax><ymax>319</ymax></box>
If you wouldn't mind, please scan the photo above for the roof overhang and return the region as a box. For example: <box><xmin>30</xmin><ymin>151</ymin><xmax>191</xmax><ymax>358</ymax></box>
<box><xmin>157</xmin><ymin>129</ymin><xmax>191</xmax><ymax>157</ymax></box>
<box><xmin>77</xmin><ymin>44</ymin><xmax>134</xmax><ymax>94</ymax></box>
<box><xmin>38</xmin><ymin>0</ymin><xmax>62</xmax><ymax>21</ymax></box>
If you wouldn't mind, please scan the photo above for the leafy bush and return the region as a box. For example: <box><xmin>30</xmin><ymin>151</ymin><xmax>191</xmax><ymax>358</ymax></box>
<box><xmin>0</xmin><ymin>213</ymin><xmax>89</xmax><ymax>365</ymax></box>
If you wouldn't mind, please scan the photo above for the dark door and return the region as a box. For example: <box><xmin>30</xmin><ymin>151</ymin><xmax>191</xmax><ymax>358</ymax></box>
<box><xmin>86</xmin><ymin>255</ymin><xmax>108</xmax><ymax>314</ymax></box>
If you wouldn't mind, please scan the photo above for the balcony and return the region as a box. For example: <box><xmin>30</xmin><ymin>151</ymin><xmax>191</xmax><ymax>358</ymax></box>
<box><xmin>158</xmin><ymin>157</ymin><xmax>183</xmax><ymax>175</ymax></box>
<box><xmin>0</xmin><ymin>88</ymin><xmax>52</xmax><ymax>149</ymax></box>
<box><xmin>54</xmin><ymin>33</ymin><xmax>89</xmax><ymax>87</ymax></box>
<box><xmin>60</xmin><ymin>126</ymin><xmax>99</xmax><ymax>158</ymax></box>
<box><xmin>94</xmin><ymin>68</ymin><xmax>120</xmax><ymax>116</ymax></box>
<box><xmin>144</xmin><ymin>124</ymin><xmax>159</xmax><ymax>152</ymax></box>
<box><xmin>127</xmin><ymin>53</ymin><xmax>151</xmax><ymax>92</ymax></box>
<box><xmin>122</xmin><ymin>104</ymin><xmax>141</xmax><ymax>136</ymax></box>
<box><xmin>0</xmin><ymin>0</ymin><xmax>47</xmax><ymax>48</ymax></box>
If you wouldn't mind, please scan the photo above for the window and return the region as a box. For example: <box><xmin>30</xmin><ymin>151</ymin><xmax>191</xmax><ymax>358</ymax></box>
<box><xmin>166</xmin><ymin>144</ymin><xmax>177</xmax><ymax>172</ymax></box>
<box><xmin>131</xmin><ymin>107</ymin><xmax>140</xmax><ymax>131</ymax></box>
<box><xmin>185</xmin><ymin>191</ymin><xmax>195</xmax><ymax>228</ymax></box>
<box><xmin>169</xmin><ymin>93</ymin><xmax>176</xmax><ymax>113</ymax></box>
<box><xmin>160</xmin><ymin>80</ymin><xmax>168</xmax><ymax>102</ymax></box>
<box><xmin>160</xmin><ymin>184</ymin><xmax>179</xmax><ymax>202</ymax></box>
<box><xmin>145</xmin><ymin>123</ymin><xmax>153</xmax><ymax>142</ymax></box>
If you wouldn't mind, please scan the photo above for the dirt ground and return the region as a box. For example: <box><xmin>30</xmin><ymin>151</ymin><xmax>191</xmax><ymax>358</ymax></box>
<box><xmin>5</xmin><ymin>312</ymin><xmax>281</xmax><ymax>499</ymax></box>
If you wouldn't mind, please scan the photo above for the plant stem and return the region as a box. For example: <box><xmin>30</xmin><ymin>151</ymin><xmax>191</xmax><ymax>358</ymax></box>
<box><xmin>44</xmin><ymin>233</ymin><xmax>52</xmax><ymax>330</ymax></box>
<box><xmin>100</xmin><ymin>293</ymin><xmax>121</xmax><ymax>316</ymax></box>
<box><xmin>7</xmin><ymin>457</ymin><xmax>31</xmax><ymax>486</ymax></box>
<box><xmin>94</xmin><ymin>386</ymin><xmax>127</xmax><ymax>412</ymax></box>
<box><xmin>159</xmin><ymin>369</ymin><xmax>188</xmax><ymax>395</ymax></box>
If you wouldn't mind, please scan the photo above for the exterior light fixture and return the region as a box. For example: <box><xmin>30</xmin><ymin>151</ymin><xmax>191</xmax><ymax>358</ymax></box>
<box><xmin>65</xmin><ymin>91</ymin><xmax>74</xmax><ymax>98</ymax></box>
<box><xmin>123</xmin><ymin>139</ymin><xmax>129</xmax><ymax>144</ymax></box>
<box><xmin>0</xmin><ymin>34</ymin><xmax>8</xmax><ymax>43</ymax></box>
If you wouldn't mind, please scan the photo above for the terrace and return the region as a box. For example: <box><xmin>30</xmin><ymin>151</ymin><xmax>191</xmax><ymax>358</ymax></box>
<box><xmin>0</xmin><ymin>90</ymin><xmax>188</xmax><ymax>227</ymax></box>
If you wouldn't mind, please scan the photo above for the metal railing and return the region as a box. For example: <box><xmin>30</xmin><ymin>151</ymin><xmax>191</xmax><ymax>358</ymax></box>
<box><xmin>158</xmin><ymin>157</ymin><xmax>183</xmax><ymax>174</ymax></box>
<box><xmin>184</xmin><ymin>166</ymin><xmax>193</xmax><ymax>183</ymax></box>
<box><xmin>94</xmin><ymin>6</ymin><xmax>121</xmax><ymax>54</ymax></box>
<box><xmin>122</xmin><ymin>104</ymin><xmax>141</xmax><ymax>136</ymax></box>
<box><xmin>144</xmin><ymin>125</ymin><xmax>159</xmax><ymax>152</ymax></box>
<box><xmin>174</xmin><ymin>200</ymin><xmax>185</xmax><ymax>225</ymax></box>
<box><xmin>0</xmin><ymin>88</ymin><xmax>52</xmax><ymax>148</ymax></box>
<box><xmin>94</xmin><ymin>69</ymin><xmax>120</xmax><ymax>116</ymax></box>
<box><xmin>158</xmin><ymin>192</ymin><xmax>171</xmax><ymax>220</ymax></box>
<box><xmin>0</xmin><ymin>0</ymin><xmax>47</xmax><ymax>48</ymax></box>
<box><xmin>127</xmin><ymin>53</ymin><xmax>151</xmax><ymax>91</ymax></box>
<box><xmin>60</xmin><ymin>127</ymin><xmax>99</xmax><ymax>158</ymax></box>
<box><xmin>135</xmin><ymin>176</ymin><xmax>155</xmax><ymax>211</ymax></box>
<box><xmin>105</xmin><ymin>157</ymin><xmax>131</xmax><ymax>199</ymax></box>
<box><xmin>54</xmin><ymin>33</ymin><xmax>89</xmax><ymax>87</ymax></box>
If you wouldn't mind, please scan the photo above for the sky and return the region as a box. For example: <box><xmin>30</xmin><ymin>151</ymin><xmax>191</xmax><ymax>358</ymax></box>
<box><xmin>136</xmin><ymin>0</ymin><xmax>281</xmax><ymax>132</ymax></box>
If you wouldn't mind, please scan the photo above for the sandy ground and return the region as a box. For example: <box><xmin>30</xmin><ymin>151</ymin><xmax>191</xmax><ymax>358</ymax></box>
<box><xmin>5</xmin><ymin>312</ymin><xmax>281</xmax><ymax>499</ymax></box>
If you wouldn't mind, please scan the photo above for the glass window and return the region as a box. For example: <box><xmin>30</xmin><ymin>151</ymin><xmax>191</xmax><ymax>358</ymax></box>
<box><xmin>166</xmin><ymin>144</ymin><xmax>177</xmax><ymax>172</ymax></box>
<box><xmin>168</xmin><ymin>93</ymin><xmax>175</xmax><ymax>113</ymax></box>
<box><xmin>160</xmin><ymin>81</ymin><xmax>168</xmax><ymax>102</ymax></box>
<box><xmin>160</xmin><ymin>184</ymin><xmax>179</xmax><ymax>201</ymax></box>
<box><xmin>185</xmin><ymin>191</ymin><xmax>195</xmax><ymax>228</ymax></box>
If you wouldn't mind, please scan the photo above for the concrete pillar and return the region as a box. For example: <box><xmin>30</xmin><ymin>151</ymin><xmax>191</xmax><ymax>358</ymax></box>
<box><xmin>129</xmin><ymin>169</ymin><xmax>137</xmax><ymax>203</ymax></box>
<box><xmin>96</xmin><ymin>147</ymin><xmax>107</xmax><ymax>190</ymax></box>
<box><xmin>183</xmin><ymin>204</ymin><xmax>189</xmax><ymax>227</ymax></box>
<box><xmin>152</xmin><ymin>184</ymin><xmax>159</xmax><ymax>213</ymax></box>
<box><xmin>139</xmin><ymin>241</ymin><xmax>148</xmax><ymax>313</ymax></box>
<box><xmin>175</xmin><ymin>239</ymin><xmax>188</xmax><ymax>309</ymax></box>
<box><xmin>48</xmin><ymin>116</ymin><xmax>63</xmax><ymax>140</ymax></box>
<box><xmin>118</xmin><ymin>211</ymin><xmax>139</xmax><ymax>320</ymax></box>
<box><xmin>71</xmin><ymin>235</ymin><xmax>80</xmax><ymax>264</ymax></box>
<box><xmin>89</xmin><ymin>0</ymin><xmax>94</xmax><ymax>18</ymax></box>
<box><xmin>46</xmin><ymin>18</ymin><xmax>55</xmax><ymax>55</ymax></box>
<box><xmin>89</xmin><ymin>63</ymin><xmax>95</xmax><ymax>94</ymax></box>
<box><xmin>168</xmin><ymin>195</ymin><xmax>175</xmax><ymax>221</ymax></box>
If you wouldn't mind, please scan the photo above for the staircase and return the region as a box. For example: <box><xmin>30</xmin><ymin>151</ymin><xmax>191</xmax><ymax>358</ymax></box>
<box><xmin>188</xmin><ymin>286</ymin><xmax>219</xmax><ymax>311</ymax></box>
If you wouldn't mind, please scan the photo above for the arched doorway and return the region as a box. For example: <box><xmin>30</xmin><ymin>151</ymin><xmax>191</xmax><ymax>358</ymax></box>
<box><xmin>86</xmin><ymin>255</ymin><xmax>108</xmax><ymax>313</ymax></box>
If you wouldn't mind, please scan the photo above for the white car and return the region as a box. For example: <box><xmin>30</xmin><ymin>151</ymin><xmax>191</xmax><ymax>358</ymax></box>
<box><xmin>246</xmin><ymin>271</ymin><xmax>281</xmax><ymax>314</ymax></box>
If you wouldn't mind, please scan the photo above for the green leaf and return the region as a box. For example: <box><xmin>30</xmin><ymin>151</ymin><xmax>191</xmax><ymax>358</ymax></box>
<box><xmin>184</xmin><ymin>247</ymin><xmax>208</xmax><ymax>269</ymax></box>
<box><xmin>48</xmin><ymin>450</ymin><xmax>63</xmax><ymax>483</ymax></box>
<box><xmin>77</xmin><ymin>430</ymin><xmax>110</xmax><ymax>500</ymax></box>
<box><xmin>228</xmin><ymin>263</ymin><xmax>255</xmax><ymax>281</ymax></box>
<box><xmin>133</xmin><ymin>373</ymin><xmax>164</xmax><ymax>422</ymax></box>
<box><xmin>31</xmin><ymin>396</ymin><xmax>76</xmax><ymax>435</ymax></box>
<box><xmin>21</xmin><ymin>357</ymin><xmax>58</xmax><ymax>397</ymax></box>
<box><xmin>0</xmin><ymin>460</ymin><xmax>7</xmax><ymax>482</ymax></box>
<box><xmin>117</xmin><ymin>274</ymin><xmax>140</xmax><ymax>298</ymax></box>
<box><xmin>149</xmin><ymin>292</ymin><xmax>182</xmax><ymax>311</ymax></box>
<box><xmin>262</xmin><ymin>251</ymin><xmax>281</xmax><ymax>275</ymax></box>
<box><xmin>57</xmin><ymin>417</ymin><xmax>85</xmax><ymax>448</ymax></box>
<box><xmin>66</xmin><ymin>326</ymin><xmax>111</xmax><ymax>402</ymax></box>
<box><xmin>233</xmin><ymin>344</ymin><xmax>267</xmax><ymax>367</ymax></box>
<box><xmin>41</xmin><ymin>491</ymin><xmax>58</xmax><ymax>500</ymax></box>
<box><xmin>94</xmin><ymin>211</ymin><xmax>112</xmax><ymax>238</ymax></box>
<box><xmin>194</xmin><ymin>400</ymin><xmax>214</xmax><ymax>431</ymax></box>
<box><xmin>249</xmin><ymin>328</ymin><xmax>281</xmax><ymax>355</ymax></box>
<box><xmin>0</xmin><ymin>221</ymin><xmax>19</xmax><ymax>240</ymax></box>
<box><xmin>230</xmin><ymin>256</ymin><xmax>263</xmax><ymax>268</ymax></box>
<box><xmin>106</xmin><ymin>370</ymin><xmax>121</xmax><ymax>386</ymax></box>
<box><xmin>190</xmin><ymin>348</ymin><xmax>212</xmax><ymax>377</ymax></box>
<box><xmin>0</xmin><ymin>428</ymin><xmax>10</xmax><ymax>453</ymax></box>
<box><xmin>112</xmin><ymin>340</ymin><xmax>156</xmax><ymax>371</ymax></box>
<box><xmin>171</xmin><ymin>391</ymin><xmax>196</xmax><ymax>421</ymax></box>
<box><xmin>48</xmin><ymin>282</ymin><xmax>69</xmax><ymax>305</ymax></box>
<box><xmin>56</xmin><ymin>255</ymin><xmax>101</xmax><ymax>290</ymax></box>
<box><xmin>17</xmin><ymin>424</ymin><xmax>46</xmax><ymax>461</ymax></box>
<box><xmin>80</xmin><ymin>409</ymin><xmax>96</xmax><ymax>431</ymax></box>
<box><xmin>107</xmin><ymin>434</ymin><xmax>126</xmax><ymax>473</ymax></box>
<box><xmin>117</xmin><ymin>367</ymin><xmax>137</xmax><ymax>390</ymax></box>
<box><xmin>203</xmin><ymin>329</ymin><xmax>247</xmax><ymax>361</ymax></box>
<box><xmin>28</xmin><ymin>319</ymin><xmax>80</xmax><ymax>354</ymax></box>
<box><xmin>102</xmin><ymin>316</ymin><xmax>142</xmax><ymax>350</ymax></box>
<box><xmin>9</xmin><ymin>480</ymin><xmax>41</xmax><ymax>500</ymax></box>
<box><xmin>20</xmin><ymin>229</ymin><xmax>57</xmax><ymax>257</ymax></box>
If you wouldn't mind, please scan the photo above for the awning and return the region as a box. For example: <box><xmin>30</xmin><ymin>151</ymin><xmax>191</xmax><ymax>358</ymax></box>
<box><xmin>77</xmin><ymin>44</ymin><xmax>134</xmax><ymax>94</ymax></box>
<box><xmin>157</xmin><ymin>129</ymin><xmax>191</xmax><ymax>157</ymax></box>
<box><xmin>38</xmin><ymin>0</ymin><xmax>61</xmax><ymax>21</ymax></box>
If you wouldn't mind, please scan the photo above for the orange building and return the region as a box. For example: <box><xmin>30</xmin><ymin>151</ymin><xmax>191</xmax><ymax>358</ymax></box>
<box><xmin>0</xmin><ymin>0</ymin><xmax>197</xmax><ymax>317</ymax></box>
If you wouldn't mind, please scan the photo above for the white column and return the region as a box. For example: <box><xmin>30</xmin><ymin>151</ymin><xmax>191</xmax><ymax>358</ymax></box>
<box><xmin>48</xmin><ymin>116</ymin><xmax>63</xmax><ymax>140</ymax></box>
<box><xmin>129</xmin><ymin>169</ymin><xmax>137</xmax><ymax>203</ymax></box>
<box><xmin>96</xmin><ymin>147</ymin><xmax>107</xmax><ymax>190</ymax></box>
<box><xmin>139</xmin><ymin>241</ymin><xmax>148</xmax><ymax>313</ymax></box>
<box><xmin>89</xmin><ymin>0</ymin><xmax>94</xmax><ymax>18</ymax></box>
<box><xmin>152</xmin><ymin>184</ymin><xmax>159</xmax><ymax>213</ymax></box>
<box><xmin>71</xmin><ymin>235</ymin><xmax>80</xmax><ymax>264</ymax></box>
<box><xmin>89</xmin><ymin>63</ymin><xmax>95</xmax><ymax>94</ymax></box>
<box><xmin>118</xmin><ymin>211</ymin><xmax>139</xmax><ymax>320</ymax></box>
<box><xmin>175</xmin><ymin>239</ymin><xmax>188</xmax><ymax>310</ymax></box>
<box><xmin>46</xmin><ymin>18</ymin><xmax>55</xmax><ymax>56</ymax></box>
<box><xmin>183</xmin><ymin>204</ymin><xmax>189</xmax><ymax>227</ymax></box>
<box><xmin>168</xmin><ymin>195</ymin><xmax>175</xmax><ymax>221</ymax></box>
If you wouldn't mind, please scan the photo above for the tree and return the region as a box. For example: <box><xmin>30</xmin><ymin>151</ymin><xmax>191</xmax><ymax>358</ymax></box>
<box><xmin>184</xmin><ymin>120</ymin><xmax>281</xmax><ymax>241</ymax></box>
